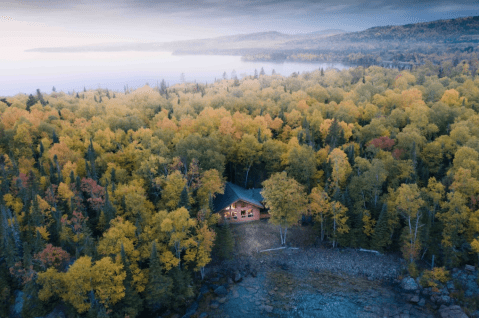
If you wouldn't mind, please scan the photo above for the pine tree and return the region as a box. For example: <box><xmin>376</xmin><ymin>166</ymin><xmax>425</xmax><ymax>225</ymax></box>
<box><xmin>36</xmin><ymin>89</ymin><xmax>46</xmax><ymax>106</ymax></box>
<box><xmin>168</xmin><ymin>267</ymin><xmax>193</xmax><ymax>309</ymax></box>
<box><xmin>325</xmin><ymin>119</ymin><xmax>342</xmax><ymax>149</ymax></box>
<box><xmin>26</xmin><ymin>94</ymin><xmax>36</xmax><ymax>111</ymax></box>
<box><xmin>1</xmin><ymin>206</ymin><xmax>20</xmax><ymax>268</ymax></box>
<box><xmin>52</xmin><ymin>131</ymin><xmax>59</xmax><ymax>144</ymax></box>
<box><xmin>178</xmin><ymin>186</ymin><xmax>191</xmax><ymax>213</ymax></box>
<box><xmin>86</xmin><ymin>139</ymin><xmax>97</xmax><ymax>181</ymax></box>
<box><xmin>145</xmin><ymin>242</ymin><xmax>172</xmax><ymax>312</ymax></box>
<box><xmin>118</xmin><ymin>244</ymin><xmax>142</xmax><ymax>318</ymax></box>
<box><xmin>21</xmin><ymin>279</ymin><xmax>50</xmax><ymax>318</ymax></box>
<box><xmin>102</xmin><ymin>185</ymin><xmax>116</xmax><ymax>228</ymax></box>
<box><xmin>213</xmin><ymin>222</ymin><xmax>235</xmax><ymax>260</ymax></box>
<box><xmin>370</xmin><ymin>203</ymin><xmax>390</xmax><ymax>252</ymax></box>
<box><xmin>0</xmin><ymin>263</ymin><xmax>11</xmax><ymax>317</ymax></box>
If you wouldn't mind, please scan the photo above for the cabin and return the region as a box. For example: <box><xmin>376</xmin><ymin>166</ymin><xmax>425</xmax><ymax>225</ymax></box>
<box><xmin>214</xmin><ymin>182</ymin><xmax>270</xmax><ymax>224</ymax></box>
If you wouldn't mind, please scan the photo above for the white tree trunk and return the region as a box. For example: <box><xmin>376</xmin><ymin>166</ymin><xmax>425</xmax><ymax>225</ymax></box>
<box><xmin>279</xmin><ymin>226</ymin><xmax>283</xmax><ymax>246</ymax></box>
<box><xmin>200</xmin><ymin>266</ymin><xmax>205</xmax><ymax>280</ymax></box>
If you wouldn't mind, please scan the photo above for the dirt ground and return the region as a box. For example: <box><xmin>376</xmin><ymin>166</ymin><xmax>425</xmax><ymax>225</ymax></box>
<box><xmin>230</xmin><ymin>219</ymin><xmax>317</xmax><ymax>255</ymax></box>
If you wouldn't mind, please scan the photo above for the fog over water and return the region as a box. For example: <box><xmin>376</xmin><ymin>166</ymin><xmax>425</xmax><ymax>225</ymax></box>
<box><xmin>1</xmin><ymin>51</ymin><xmax>347</xmax><ymax>96</ymax></box>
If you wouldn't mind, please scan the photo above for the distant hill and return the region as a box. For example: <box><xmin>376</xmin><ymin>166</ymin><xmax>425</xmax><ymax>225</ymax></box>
<box><xmin>25</xmin><ymin>31</ymin><xmax>300</xmax><ymax>53</ymax></box>
<box><xmin>332</xmin><ymin>15</ymin><xmax>479</xmax><ymax>42</ymax></box>
<box><xmin>26</xmin><ymin>15</ymin><xmax>479</xmax><ymax>56</ymax></box>
<box><xmin>281</xmin><ymin>15</ymin><xmax>479</xmax><ymax>49</ymax></box>
<box><xmin>308</xmin><ymin>29</ymin><xmax>346</xmax><ymax>36</ymax></box>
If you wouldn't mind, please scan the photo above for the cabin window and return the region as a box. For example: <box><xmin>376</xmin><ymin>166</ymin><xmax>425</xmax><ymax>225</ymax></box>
<box><xmin>224</xmin><ymin>211</ymin><xmax>231</xmax><ymax>220</ymax></box>
<box><xmin>247</xmin><ymin>209</ymin><xmax>253</xmax><ymax>217</ymax></box>
<box><xmin>233</xmin><ymin>211</ymin><xmax>237</xmax><ymax>219</ymax></box>
<box><xmin>241</xmin><ymin>201</ymin><xmax>246</xmax><ymax>208</ymax></box>
<box><xmin>241</xmin><ymin>210</ymin><xmax>246</xmax><ymax>218</ymax></box>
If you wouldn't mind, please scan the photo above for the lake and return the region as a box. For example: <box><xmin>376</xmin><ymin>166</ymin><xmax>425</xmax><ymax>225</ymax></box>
<box><xmin>1</xmin><ymin>50</ymin><xmax>348</xmax><ymax>96</ymax></box>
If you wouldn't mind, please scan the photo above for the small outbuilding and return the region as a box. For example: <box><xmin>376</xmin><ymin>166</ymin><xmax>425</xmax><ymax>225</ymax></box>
<box><xmin>214</xmin><ymin>182</ymin><xmax>270</xmax><ymax>223</ymax></box>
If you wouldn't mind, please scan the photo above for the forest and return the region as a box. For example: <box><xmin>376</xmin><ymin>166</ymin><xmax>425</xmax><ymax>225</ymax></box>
<box><xmin>1</xmin><ymin>58</ymin><xmax>479</xmax><ymax>317</ymax></box>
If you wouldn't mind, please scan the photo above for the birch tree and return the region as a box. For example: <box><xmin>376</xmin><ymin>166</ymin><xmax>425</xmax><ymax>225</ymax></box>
<box><xmin>261</xmin><ymin>172</ymin><xmax>307</xmax><ymax>246</ymax></box>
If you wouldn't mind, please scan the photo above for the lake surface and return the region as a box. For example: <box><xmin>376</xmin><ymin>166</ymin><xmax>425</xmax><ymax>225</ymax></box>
<box><xmin>1</xmin><ymin>50</ymin><xmax>348</xmax><ymax>96</ymax></box>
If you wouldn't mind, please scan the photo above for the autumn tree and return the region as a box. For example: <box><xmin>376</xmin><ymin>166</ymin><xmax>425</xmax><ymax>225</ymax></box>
<box><xmin>395</xmin><ymin>183</ymin><xmax>425</xmax><ymax>263</ymax></box>
<box><xmin>261</xmin><ymin>172</ymin><xmax>307</xmax><ymax>245</ymax></box>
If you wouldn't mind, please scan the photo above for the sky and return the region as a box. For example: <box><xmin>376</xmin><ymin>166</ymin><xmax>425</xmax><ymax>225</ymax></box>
<box><xmin>2</xmin><ymin>0</ymin><xmax>479</xmax><ymax>52</ymax></box>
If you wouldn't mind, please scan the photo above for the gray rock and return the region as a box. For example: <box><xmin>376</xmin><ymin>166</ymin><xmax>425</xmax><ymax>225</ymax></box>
<box><xmin>446</xmin><ymin>281</ymin><xmax>454</xmax><ymax>290</ymax></box>
<box><xmin>214</xmin><ymin>285</ymin><xmax>228</xmax><ymax>297</ymax></box>
<box><xmin>409</xmin><ymin>295</ymin><xmax>420</xmax><ymax>303</ymax></box>
<box><xmin>401</xmin><ymin>277</ymin><xmax>419</xmax><ymax>291</ymax></box>
<box><xmin>438</xmin><ymin>305</ymin><xmax>468</xmax><ymax>318</ymax></box>
<box><xmin>181</xmin><ymin>301</ymin><xmax>198</xmax><ymax>318</ymax></box>
<box><xmin>439</xmin><ymin>295</ymin><xmax>451</xmax><ymax>305</ymax></box>
<box><xmin>466</xmin><ymin>264</ymin><xmax>475</xmax><ymax>272</ymax></box>
<box><xmin>234</xmin><ymin>271</ymin><xmax>242</xmax><ymax>283</ymax></box>
<box><xmin>466</xmin><ymin>280</ymin><xmax>479</xmax><ymax>296</ymax></box>
<box><xmin>264</xmin><ymin>305</ymin><xmax>274</xmax><ymax>313</ymax></box>
<box><xmin>200</xmin><ymin>285</ymin><xmax>209</xmax><ymax>295</ymax></box>
<box><xmin>418</xmin><ymin>298</ymin><xmax>426</xmax><ymax>307</ymax></box>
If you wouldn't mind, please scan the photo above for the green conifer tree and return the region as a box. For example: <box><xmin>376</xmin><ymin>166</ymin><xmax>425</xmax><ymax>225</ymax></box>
<box><xmin>370</xmin><ymin>203</ymin><xmax>390</xmax><ymax>252</ymax></box>
<box><xmin>145</xmin><ymin>242</ymin><xmax>173</xmax><ymax>312</ymax></box>
<box><xmin>117</xmin><ymin>244</ymin><xmax>142</xmax><ymax>318</ymax></box>
<box><xmin>213</xmin><ymin>222</ymin><xmax>235</xmax><ymax>260</ymax></box>
<box><xmin>178</xmin><ymin>186</ymin><xmax>191</xmax><ymax>213</ymax></box>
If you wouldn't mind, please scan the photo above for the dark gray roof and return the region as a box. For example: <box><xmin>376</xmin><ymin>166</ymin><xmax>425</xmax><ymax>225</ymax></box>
<box><xmin>214</xmin><ymin>182</ymin><xmax>264</xmax><ymax>212</ymax></box>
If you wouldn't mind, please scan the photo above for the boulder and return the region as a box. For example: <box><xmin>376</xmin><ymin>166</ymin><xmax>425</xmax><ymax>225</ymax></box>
<box><xmin>401</xmin><ymin>277</ymin><xmax>419</xmax><ymax>291</ymax></box>
<box><xmin>181</xmin><ymin>301</ymin><xmax>198</xmax><ymax>318</ymax></box>
<box><xmin>418</xmin><ymin>298</ymin><xmax>426</xmax><ymax>307</ymax></box>
<box><xmin>409</xmin><ymin>295</ymin><xmax>420</xmax><ymax>303</ymax></box>
<box><xmin>233</xmin><ymin>271</ymin><xmax>242</xmax><ymax>283</ymax></box>
<box><xmin>210</xmin><ymin>301</ymin><xmax>220</xmax><ymax>309</ymax></box>
<box><xmin>214</xmin><ymin>285</ymin><xmax>228</xmax><ymax>297</ymax></box>
<box><xmin>465</xmin><ymin>264</ymin><xmax>475</xmax><ymax>272</ymax></box>
<box><xmin>438</xmin><ymin>305</ymin><xmax>468</xmax><ymax>318</ymax></box>
<box><xmin>264</xmin><ymin>305</ymin><xmax>274</xmax><ymax>313</ymax></box>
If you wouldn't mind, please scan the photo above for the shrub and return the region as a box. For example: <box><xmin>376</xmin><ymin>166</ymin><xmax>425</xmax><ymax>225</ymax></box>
<box><xmin>419</xmin><ymin>267</ymin><xmax>450</xmax><ymax>288</ymax></box>
<box><xmin>408</xmin><ymin>262</ymin><xmax>419</xmax><ymax>278</ymax></box>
